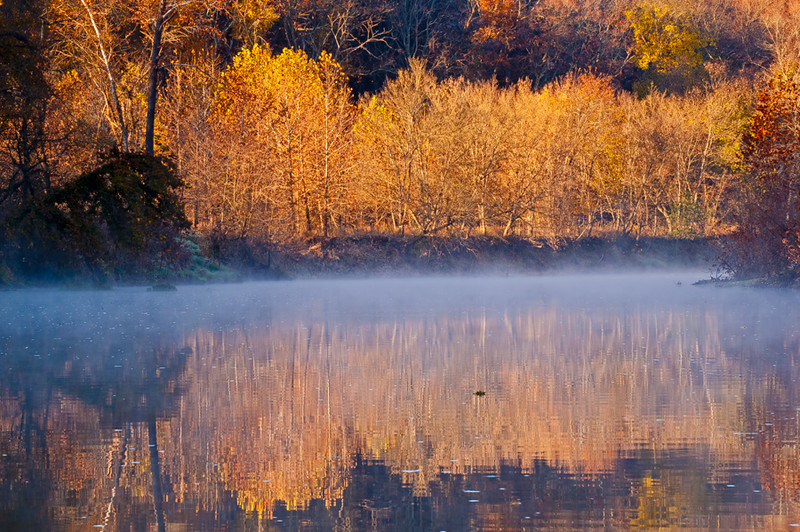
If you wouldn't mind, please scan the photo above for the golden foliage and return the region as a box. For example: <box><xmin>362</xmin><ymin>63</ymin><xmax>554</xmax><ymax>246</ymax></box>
<box><xmin>626</xmin><ymin>2</ymin><xmax>711</xmax><ymax>74</ymax></box>
<box><xmin>203</xmin><ymin>46</ymin><xmax>355</xmax><ymax>239</ymax></box>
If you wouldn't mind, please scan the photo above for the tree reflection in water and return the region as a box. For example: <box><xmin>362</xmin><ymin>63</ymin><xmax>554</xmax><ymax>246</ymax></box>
<box><xmin>1</xmin><ymin>277</ymin><xmax>800</xmax><ymax>529</ymax></box>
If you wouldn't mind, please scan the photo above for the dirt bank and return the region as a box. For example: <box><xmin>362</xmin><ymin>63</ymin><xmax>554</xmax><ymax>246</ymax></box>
<box><xmin>205</xmin><ymin>234</ymin><xmax>719</xmax><ymax>279</ymax></box>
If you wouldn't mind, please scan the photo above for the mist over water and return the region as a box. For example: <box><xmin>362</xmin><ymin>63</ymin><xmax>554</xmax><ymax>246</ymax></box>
<box><xmin>2</xmin><ymin>272</ymin><xmax>800</xmax><ymax>530</ymax></box>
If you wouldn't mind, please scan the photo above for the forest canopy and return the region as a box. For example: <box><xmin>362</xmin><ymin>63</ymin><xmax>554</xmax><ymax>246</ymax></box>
<box><xmin>2</xmin><ymin>0</ymin><xmax>800</xmax><ymax>282</ymax></box>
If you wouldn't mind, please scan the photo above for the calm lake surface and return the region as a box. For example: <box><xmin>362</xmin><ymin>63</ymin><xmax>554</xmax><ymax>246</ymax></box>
<box><xmin>2</xmin><ymin>273</ymin><xmax>800</xmax><ymax>530</ymax></box>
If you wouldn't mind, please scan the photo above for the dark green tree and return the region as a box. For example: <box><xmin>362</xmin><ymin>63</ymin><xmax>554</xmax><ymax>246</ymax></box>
<box><xmin>3</xmin><ymin>151</ymin><xmax>190</xmax><ymax>282</ymax></box>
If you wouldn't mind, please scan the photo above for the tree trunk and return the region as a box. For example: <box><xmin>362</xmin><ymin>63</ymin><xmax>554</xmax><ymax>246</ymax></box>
<box><xmin>80</xmin><ymin>0</ymin><xmax>129</xmax><ymax>152</ymax></box>
<box><xmin>149</xmin><ymin>417</ymin><xmax>166</xmax><ymax>532</ymax></box>
<box><xmin>145</xmin><ymin>0</ymin><xmax>167</xmax><ymax>156</ymax></box>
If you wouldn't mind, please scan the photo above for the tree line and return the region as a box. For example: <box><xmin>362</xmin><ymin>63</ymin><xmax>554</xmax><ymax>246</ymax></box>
<box><xmin>3</xmin><ymin>0</ymin><xmax>800</xmax><ymax>281</ymax></box>
<box><xmin>182</xmin><ymin>52</ymin><xmax>747</xmax><ymax>243</ymax></box>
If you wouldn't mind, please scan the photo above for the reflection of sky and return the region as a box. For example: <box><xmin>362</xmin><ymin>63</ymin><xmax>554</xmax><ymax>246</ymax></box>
<box><xmin>2</xmin><ymin>274</ymin><xmax>800</xmax><ymax>529</ymax></box>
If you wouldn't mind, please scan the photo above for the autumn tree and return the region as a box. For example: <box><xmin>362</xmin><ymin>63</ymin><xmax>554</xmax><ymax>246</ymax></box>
<box><xmin>354</xmin><ymin>61</ymin><xmax>438</xmax><ymax>234</ymax></box>
<box><xmin>48</xmin><ymin>0</ymin><xmax>136</xmax><ymax>153</ymax></box>
<box><xmin>528</xmin><ymin>72</ymin><xmax>623</xmax><ymax>239</ymax></box>
<box><xmin>474</xmin><ymin>0</ymin><xmax>517</xmax><ymax>43</ymax></box>
<box><xmin>351</xmin><ymin>62</ymin><xmax>750</xmax><ymax>242</ymax></box>
<box><xmin>48</xmin><ymin>0</ymin><xmax>237</xmax><ymax>156</ymax></box>
<box><xmin>2</xmin><ymin>0</ymin><xmax>224</xmax><ymax>280</ymax></box>
<box><xmin>207</xmin><ymin>44</ymin><xmax>283</xmax><ymax>240</ymax></box>
<box><xmin>160</xmin><ymin>51</ymin><xmax>221</xmax><ymax>230</ymax></box>
<box><xmin>0</xmin><ymin>0</ymin><xmax>53</xmax><ymax>213</ymax></box>
<box><xmin>205</xmin><ymin>46</ymin><xmax>355</xmax><ymax>241</ymax></box>
<box><xmin>671</xmin><ymin>0</ymin><xmax>771</xmax><ymax>75</ymax></box>
<box><xmin>354</xmin><ymin>61</ymin><xmax>475</xmax><ymax>236</ymax></box>
<box><xmin>354</xmin><ymin>66</ymin><xmax>525</xmax><ymax>237</ymax></box>
<box><xmin>467</xmin><ymin>0</ymin><xmax>521</xmax><ymax>84</ymax></box>
<box><xmin>311</xmin><ymin>54</ymin><xmax>357</xmax><ymax>235</ymax></box>
<box><xmin>1</xmin><ymin>0</ymin><xmax>86</xmax><ymax>218</ymax></box>
<box><xmin>230</xmin><ymin>0</ymin><xmax>279</xmax><ymax>47</ymax></box>
<box><xmin>126</xmin><ymin>0</ymin><xmax>238</xmax><ymax>155</ymax></box>
<box><xmin>458</xmin><ymin>79</ymin><xmax>515</xmax><ymax>235</ymax></box>
<box><xmin>270</xmin><ymin>0</ymin><xmax>393</xmax><ymax>89</ymax></box>
<box><xmin>651</xmin><ymin>84</ymin><xmax>746</xmax><ymax>236</ymax></box>
<box><xmin>495</xmin><ymin>83</ymin><xmax>549</xmax><ymax>237</ymax></box>
<box><xmin>387</xmin><ymin>0</ymin><xmax>458</xmax><ymax>64</ymax></box>
<box><xmin>452</xmin><ymin>0</ymin><xmax>632</xmax><ymax>88</ymax></box>
<box><xmin>757</xmin><ymin>1</ymin><xmax>800</xmax><ymax>77</ymax></box>
<box><xmin>625</xmin><ymin>2</ymin><xmax>713</xmax><ymax>94</ymax></box>
<box><xmin>729</xmin><ymin>71</ymin><xmax>800</xmax><ymax>279</ymax></box>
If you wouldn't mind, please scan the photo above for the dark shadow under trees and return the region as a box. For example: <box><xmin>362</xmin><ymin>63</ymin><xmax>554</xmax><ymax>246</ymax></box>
<box><xmin>0</xmin><ymin>151</ymin><xmax>189</xmax><ymax>284</ymax></box>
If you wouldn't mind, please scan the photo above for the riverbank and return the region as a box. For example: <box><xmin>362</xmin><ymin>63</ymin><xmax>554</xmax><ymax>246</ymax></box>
<box><xmin>0</xmin><ymin>234</ymin><xmax>720</xmax><ymax>289</ymax></box>
<box><xmin>203</xmin><ymin>234</ymin><xmax>719</xmax><ymax>280</ymax></box>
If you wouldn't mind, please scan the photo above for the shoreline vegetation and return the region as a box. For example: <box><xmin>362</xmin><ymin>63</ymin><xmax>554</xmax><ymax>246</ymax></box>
<box><xmin>2</xmin><ymin>233</ymin><xmax>721</xmax><ymax>289</ymax></box>
<box><xmin>5</xmin><ymin>1</ymin><xmax>800</xmax><ymax>287</ymax></box>
<box><xmin>208</xmin><ymin>234</ymin><xmax>719</xmax><ymax>280</ymax></box>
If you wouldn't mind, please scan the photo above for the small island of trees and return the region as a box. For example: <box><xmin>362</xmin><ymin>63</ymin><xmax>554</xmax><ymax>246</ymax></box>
<box><xmin>3</xmin><ymin>0</ymin><xmax>800</xmax><ymax>284</ymax></box>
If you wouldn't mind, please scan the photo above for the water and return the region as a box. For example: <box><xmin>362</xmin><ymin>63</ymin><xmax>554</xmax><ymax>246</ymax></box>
<box><xmin>2</xmin><ymin>273</ymin><xmax>800</xmax><ymax>530</ymax></box>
